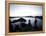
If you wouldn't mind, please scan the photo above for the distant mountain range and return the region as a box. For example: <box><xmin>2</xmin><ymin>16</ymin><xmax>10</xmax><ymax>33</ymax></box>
<box><xmin>9</xmin><ymin>16</ymin><xmax>42</xmax><ymax>19</ymax></box>
<box><xmin>10</xmin><ymin>18</ymin><xmax>26</xmax><ymax>23</ymax></box>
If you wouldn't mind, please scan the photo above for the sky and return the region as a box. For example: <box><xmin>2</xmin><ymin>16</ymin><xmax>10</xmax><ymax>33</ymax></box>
<box><xmin>10</xmin><ymin>4</ymin><xmax>42</xmax><ymax>17</ymax></box>
<box><xmin>10</xmin><ymin>4</ymin><xmax>42</xmax><ymax>26</ymax></box>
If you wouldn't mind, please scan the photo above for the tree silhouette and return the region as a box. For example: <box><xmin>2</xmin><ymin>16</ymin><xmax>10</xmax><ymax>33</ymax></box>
<box><xmin>34</xmin><ymin>17</ymin><xmax>38</xmax><ymax>31</ymax></box>
<box><xmin>27</xmin><ymin>20</ymin><xmax>32</xmax><ymax>31</ymax></box>
<box><xmin>28</xmin><ymin>20</ymin><xmax>31</xmax><ymax>26</ymax></box>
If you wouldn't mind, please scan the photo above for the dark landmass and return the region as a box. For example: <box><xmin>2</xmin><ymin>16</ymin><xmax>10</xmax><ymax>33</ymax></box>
<box><xmin>9</xmin><ymin>16</ymin><xmax>42</xmax><ymax>32</ymax></box>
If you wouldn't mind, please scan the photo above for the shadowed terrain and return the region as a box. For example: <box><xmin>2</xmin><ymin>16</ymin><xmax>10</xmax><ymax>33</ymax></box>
<box><xmin>9</xmin><ymin>16</ymin><xmax>42</xmax><ymax>32</ymax></box>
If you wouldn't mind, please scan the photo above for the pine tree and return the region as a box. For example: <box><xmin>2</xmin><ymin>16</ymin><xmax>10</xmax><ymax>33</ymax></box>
<box><xmin>34</xmin><ymin>17</ymin><xmax>38</xmax><ymax>31</ymax></box>
<box><xmin>28</xmin><ymin>20</ymin><xmax>32</xmax><ymax>31</ymax></box>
